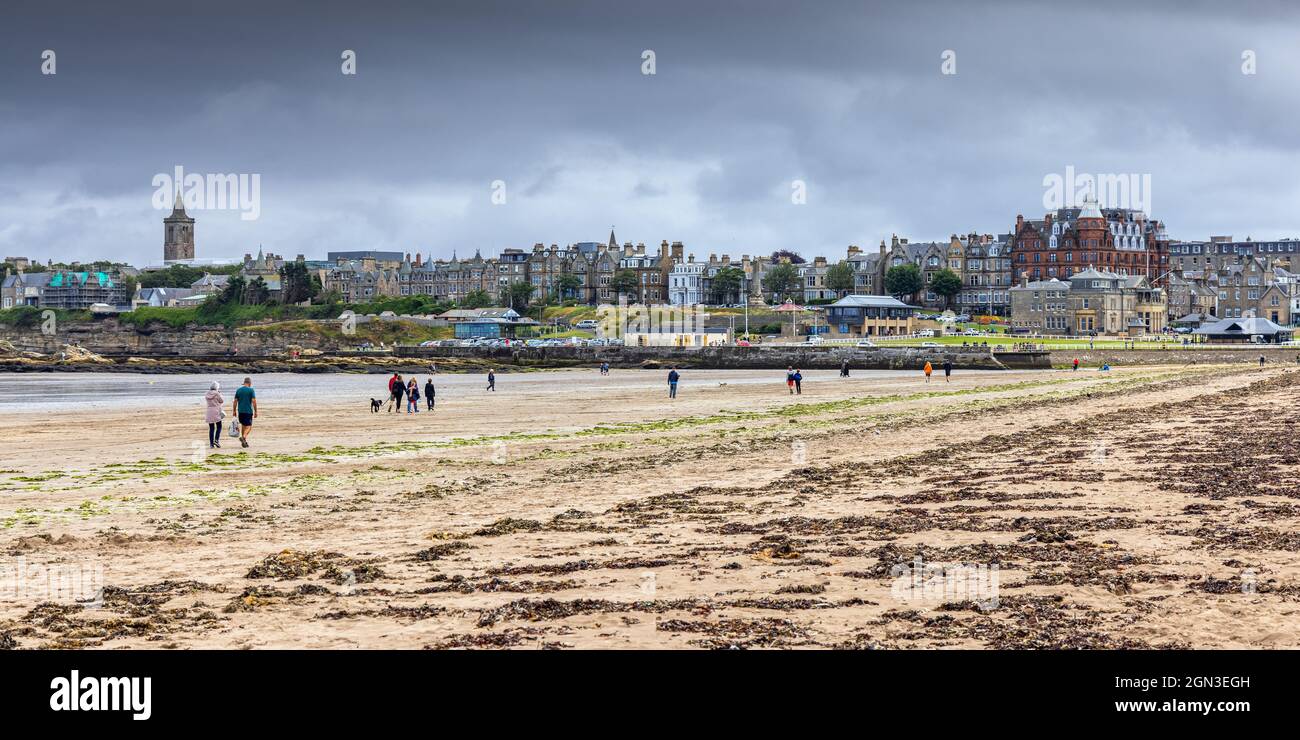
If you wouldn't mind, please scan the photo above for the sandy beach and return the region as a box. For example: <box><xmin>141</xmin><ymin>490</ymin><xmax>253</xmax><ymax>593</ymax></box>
<box><xmin>1</xmin><ymin>363</ymin><xmax>1297</xmax><ymax>649</ymax></box>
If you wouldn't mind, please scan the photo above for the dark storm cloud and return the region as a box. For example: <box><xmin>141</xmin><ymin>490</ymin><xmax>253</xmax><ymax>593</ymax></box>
<box><xmin>1</xmin><ymin>0</ymin><xmax>1298</xmax><ymax>265</ymax></box>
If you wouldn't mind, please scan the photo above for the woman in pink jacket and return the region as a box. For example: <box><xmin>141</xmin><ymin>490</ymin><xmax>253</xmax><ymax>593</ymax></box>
<box><xmin>205</xmin><ymin>381</ymin><xmax>225</xmax><ymax>448</ymax></box>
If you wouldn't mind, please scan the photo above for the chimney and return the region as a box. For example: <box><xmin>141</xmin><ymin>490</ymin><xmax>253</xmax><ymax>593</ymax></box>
<box><xmin>1020</xmin><ymin>271</ymin><xmax>1029</xmax><ymax>288</ymax></box>
<box><xmin>1016</xmin><ymin>214</ymin><xmax>1024</xmax><ymax>230</ymax></box>
<box><xmin>814</xmin><ymin>256</ymin><xmax>827</xmax><ymax>267</ymax></box>
<box><xmin>891</xmin><ymin>234</ymin><xmax>900</xmax><ymax>248</ymax></box>
<box><xmin>709</xmin><ymin>253</ymin><xmax>717</xmax><ymax>263</ymax></box>
<box><xmin>671</xmin><ymin>241</ymin><xmax>684</xmax><ymax>260</ymax></box>
<box><xmin>879</xmin><ymin>240</ymin><xmax>886</xmax><ymax>257</ymax></box>
<box><xmin>721</xmin><ymin>255</ymin><xmax>731</xmax><ymax>265</ymax></box>
<box><xmin>688</xmin><ymin>253</ymin><xmax>695</xmax><ymax>263</ymax></box>
<box><xmin>847</xmin><ymin>245</ymin><xmax>861</xmax><ymax>256</ymax></box>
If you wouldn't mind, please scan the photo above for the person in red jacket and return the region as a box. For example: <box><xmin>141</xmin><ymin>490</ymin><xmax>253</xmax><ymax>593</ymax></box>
<box><xmin>387</xmin><ymin>373</ymin><xmax>402</xmax><ymax>412</ymax></box>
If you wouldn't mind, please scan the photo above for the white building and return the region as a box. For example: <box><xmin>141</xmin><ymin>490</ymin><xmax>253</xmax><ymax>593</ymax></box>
<box><xmin>668</xmin><ymin>257</ymin><xmax>708</xmax><ymax>306</ymax></box>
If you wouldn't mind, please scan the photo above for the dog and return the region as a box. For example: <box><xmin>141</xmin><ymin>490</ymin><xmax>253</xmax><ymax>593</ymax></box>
<box><xmin>370</xmin><ymin>398</ymin><xmax>384</xmax><ymax>412</ymax></box>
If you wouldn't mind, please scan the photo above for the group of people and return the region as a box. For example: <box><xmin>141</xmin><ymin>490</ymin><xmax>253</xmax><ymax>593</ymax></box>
<box><xmin>921</xmin><ymin>359</ymin><xmax>954</xmax><ymax>383</ymax></box>
<box><xmin>785</xmin><ymin>367</ymin><xmax>804</xmax><ymax>394</ymax></box>
<box><xmin>203</xmin><ymin>377</ymin><xmax>257</xmax><ymax>449</ymax></box>
<box><xmin>387</xmin><ymin>373</ymin><xmax>437</xmax><ymax>413</ymax></box>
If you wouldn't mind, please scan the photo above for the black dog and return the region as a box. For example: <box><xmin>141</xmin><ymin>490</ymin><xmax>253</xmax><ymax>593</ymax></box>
<box><xmin>370</xmin><ymin>398</ymin><xmax>383</xmax><ymax>412</ymax></box>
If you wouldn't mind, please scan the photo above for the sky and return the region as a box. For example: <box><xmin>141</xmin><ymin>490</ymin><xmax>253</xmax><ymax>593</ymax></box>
<box><xmin>2</xmin><ymin>0</ymin><xmax>1299</xmax><ymax>267</ymax></box>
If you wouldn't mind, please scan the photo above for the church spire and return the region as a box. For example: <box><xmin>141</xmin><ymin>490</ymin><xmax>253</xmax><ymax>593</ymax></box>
<box><xmin>608</xmin><ymin>227</ymin><xmax>617</xmax><ymax>250</ymax></box>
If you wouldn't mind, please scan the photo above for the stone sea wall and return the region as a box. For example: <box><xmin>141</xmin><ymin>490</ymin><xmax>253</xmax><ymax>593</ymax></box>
<box><xmin>395</xmin><ymin>344</ymin><xmax>1049</xmax><ymax>370</ymax></box>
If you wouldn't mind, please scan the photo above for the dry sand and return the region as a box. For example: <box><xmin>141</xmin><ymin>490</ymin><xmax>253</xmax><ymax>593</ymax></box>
<box><xmin>1</xmin><ymin>364</ymin><xmax>1298</xmax><ymax>649</ymax></box>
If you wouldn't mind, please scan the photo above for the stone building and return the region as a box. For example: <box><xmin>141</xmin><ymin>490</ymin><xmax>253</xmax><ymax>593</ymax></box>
<box><xmin>1008</xmin><ymin>278</ymin><xmax>1071</xmax><ymax>333</ymax></box>
<box><xmin>1010</xmin><ymin>196</ymin><xmax>1170</xmax><ymax>287</ymax></box>
<box><xmin>952</xmin><ymin>232</ymin><xmax>1014</xmax><ymax>316</ymax></box>
<box><xmin>162</xmin><ymin>191</ymin><xmax>195</xmax><ymax>263</ymax></box>
<box><xmin>1009</xmin><ymin>267</ymin><xmax>1167</xmax><ymax>336</ymax></box>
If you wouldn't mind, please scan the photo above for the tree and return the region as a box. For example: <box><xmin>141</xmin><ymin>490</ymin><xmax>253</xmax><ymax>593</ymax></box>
<box><xmin>762</xmin><ymin>263</ymin><xmax>801</xmax><ymax>302</ymax></box>
<box><xmin>139</xmin><ymin>264</ymin><xmax>205</xmax><ymax>289</ymax></box>
<box><xmin>244</xmin><ymin>276</ymin><xmax>271</xmax><ymax>305</ymax></box>
<box><xmin>279</xmin><ymin>260</ymin><xmax>318</xmax><ymax>305</ymax></box>
<box><xmin>555</xmin><ymin>274</ymin><xmax>583</xmax><ymax>301</ymax></box>
<box><xmin>461</xmin><ymin>289</ymin><xmax>493</xmax><ymax>309</ymax></box>
<box><xmin>825</xmin><ymin>260</ymin><xmax>856</xmax><ymax>297</ymax></box>
<box><xmin>930</xmin><ymin>268</ymin><xmax>962</xmax><ymax>308</ymax></box>
<box><xmin>884</xmin><ymin>263</ymin><xmax>923</xmax><ymax>300</ymax></box>
<box><xmin>770</xmin><ymin>250</ymin><xmax>805</xmax><ymax>265</ymax></box>
<box><xmin>611</xmin><ymin>269</ymin><xmax>641</xmax><ymax>300</ymax></box>
<box><xmin>119</xmin><ymin>274</ymin><xmax>139</xmax><ymax>301</ymax></box>
<box><xmin>709</xmin><ymin>266</ymin><xmax>746</xmax><ymax>305</ymax></box>
<box><xmin>503</xmin><ymin>281</ymin><xmax>535</xmax><ymax>312</ymax></box>
<box><xmin>219</xmin><ymin>274</ymin><xmax>246</xmax><ymax>306</ymax></box>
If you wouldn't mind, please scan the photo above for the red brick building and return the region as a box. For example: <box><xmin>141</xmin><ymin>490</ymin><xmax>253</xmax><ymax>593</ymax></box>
<box><xmin>1010</xmin><ymin>196</ymin><xmax>1170</xmax><ymax>287</ymax></box>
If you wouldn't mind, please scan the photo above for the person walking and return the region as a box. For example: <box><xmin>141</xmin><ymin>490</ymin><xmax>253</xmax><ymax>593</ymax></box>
<box><xmin>1260</xmin><ymin>355</ymin><xmax>1266</xmax><ymax>368</ymax></box>
<box><xmin>667</xmin><ymin>366</ymin><xmax>680</xmax><ymax>398</ymax></box>
<box><xmin>407</xmin><ymin>378</ymin><xmax>420</xmax><ymax>413</ymax></box>
<box><xmin>923</xmin><ymin>360</ymin><xmax>933</xmax><ymax>383</ymax></box>
<box><xmin>387</xmin><ymin>373</ymin><xmax>402</xmax><ymax>412</ymax></box>
<box><xmin>1072</xmin><ymin>357</ymin><xmax>1079</xmax><ymax>372</ymax></box>
<box><xmin>424</xmin><ymin>377</ymin><xmax>435</xmax><ymax>410</ymax></box>
<box><xmin>232</xmin><ymin>377</ymin><xmax>257</xmax><ymax>448</ymax></box>
<box><xmin>793</xmin><ymin>368</ymin><xmax>803</xmax><ymax>395</ymax></box>
<box><xmin>786</xmin><ymin>366</ymin><xmax>796</xmax><ymax>394</ymax></box>
<box><xmin>204</xmin><ymin>381</ymin><xmax>224</xmax><ymax>449</ymax></box>
<box><xmin>840</xmin><ymin>359</ymin><xmax>849</xmax><ymax>378</ymax></box>
<box><xmin>942</xmin><ymin>358</ymin><xmax>952</xmax><ymax>383</ymax></box>
<box><xmin>391</xmin><ymin>373</ymin><xmax>406</xmax><ymax>413</ymax></box>
<box><xmin>487</xmin><ymin>369</ymin><xmax>496</xmax><ymax>391</ymax></box>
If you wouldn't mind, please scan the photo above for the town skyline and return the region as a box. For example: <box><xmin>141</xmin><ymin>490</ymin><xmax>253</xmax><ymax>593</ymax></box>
<box><xmin>4</xmin><ymin>0</ymin><xmax>1300</xmax><ymax>266</ymax></box>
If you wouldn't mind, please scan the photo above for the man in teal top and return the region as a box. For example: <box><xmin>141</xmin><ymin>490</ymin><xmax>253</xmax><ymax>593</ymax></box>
<box><xmin>232</xmin><ymin>377</ymin><xmax>258</xmax><ymax>448</ymax></box>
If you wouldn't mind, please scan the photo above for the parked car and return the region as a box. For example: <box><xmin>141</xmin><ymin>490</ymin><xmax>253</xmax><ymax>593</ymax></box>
<box><xmin>917</xmin><ymin>329</ymin><xmax>935</xmax><ymax>337</ymax></box>
<box><xmin>736</xmin><ymin>339</ymin><xmax>752</xmax><ymax>347</ymax></box>
<box><xmin>855</xmin><ymin>340</ymin><xmax>876</xmax><ymax>348</ymax></box>
<box><xmin>921</xmin><ymin>341</ymin><xmax>941</xmax><ymax>348</ymax></box>
<box><xmin>575</xmin><ymin>319</ymin><xmax>600</xmax><ymax>330</ymax></box>
<box><xmin>805</xmin><ymin>336</ymin><xmax>824</xmax><ymax>344</ymax></box>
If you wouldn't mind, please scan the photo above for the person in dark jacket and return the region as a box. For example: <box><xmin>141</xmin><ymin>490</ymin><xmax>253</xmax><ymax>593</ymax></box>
<box><xmin>667</xmin><ymin>367</ymin><xmax>680</xmax><ymax>398</ymax></box>
<box><xmin>425</xmin><ymin>378</ymin><xmax>435</xmax><ymax>410</ymax></box>
<box><xmin>389</xmin><ymin>373</ymin><xmax>405</xmax><ymax>413</ymax></box>
<box><xmin>942</xmin><ymin>359</ymin><xmax>953</xmax><ymax>383</ymax></box>
<box><xmin>793</xmin><ymin>368</ymin><xmax>803</xmax><ymax>395</ymax></box>
<box><xmin>487</xmin><ymin>369</ymin><xmax>496</xmax><ymax>391</ymax></box>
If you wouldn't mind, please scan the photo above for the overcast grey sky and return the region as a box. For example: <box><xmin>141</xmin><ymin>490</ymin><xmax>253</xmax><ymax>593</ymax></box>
<box><xmin>2</xmin><ymin>0</ymin><xmax>1298</xmax><ymax>266</ymax></box>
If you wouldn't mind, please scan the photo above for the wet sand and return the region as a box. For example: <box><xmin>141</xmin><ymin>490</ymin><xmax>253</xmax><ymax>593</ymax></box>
<box><xmin>1</xmin><ymin>364</ymin><xmax>1298</xmax><ymax>649</ymax></box>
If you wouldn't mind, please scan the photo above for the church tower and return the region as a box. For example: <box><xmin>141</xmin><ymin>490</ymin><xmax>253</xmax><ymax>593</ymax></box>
<box><xmin>163</xmin><ymin>190</ymin><xmax>195</xmax><ymax>263</ymax></box>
